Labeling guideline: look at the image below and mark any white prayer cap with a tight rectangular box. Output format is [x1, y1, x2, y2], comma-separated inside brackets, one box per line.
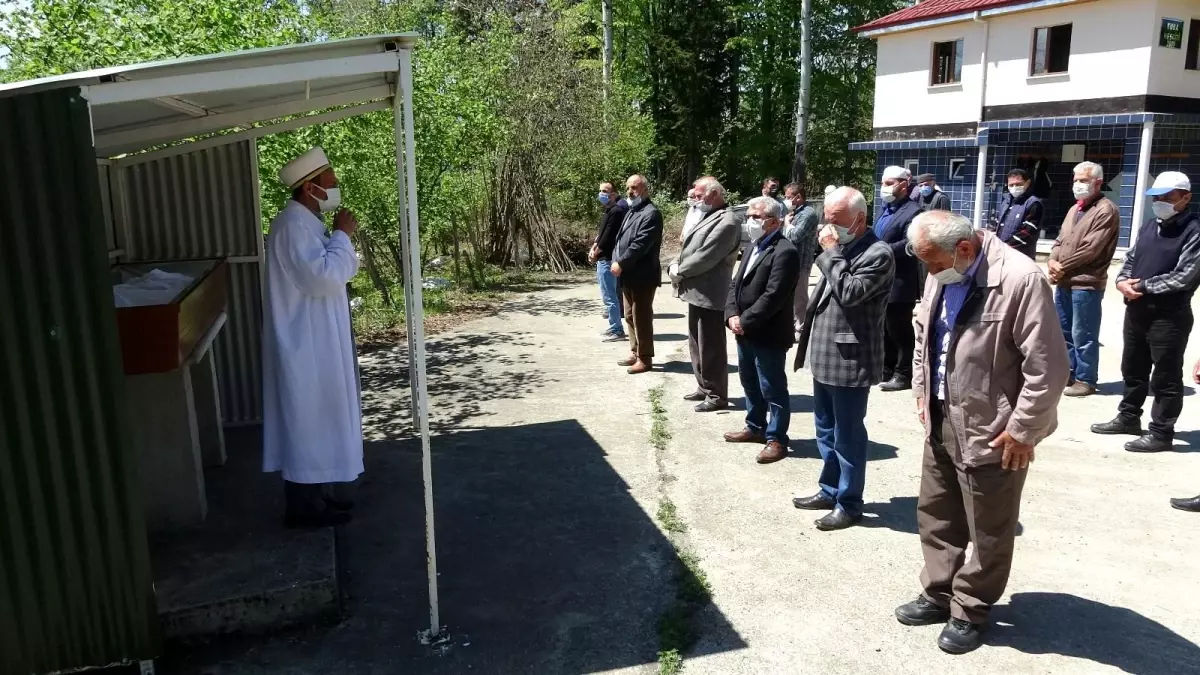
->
[882, 166, 911, 181]
[823, 185, 837, 196]
[279, 146, 331, 188]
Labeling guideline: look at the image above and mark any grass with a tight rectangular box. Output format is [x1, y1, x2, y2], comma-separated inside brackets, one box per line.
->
[646, 384, 713, 675]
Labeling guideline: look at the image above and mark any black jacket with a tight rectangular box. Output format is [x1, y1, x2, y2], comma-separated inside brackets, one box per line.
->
[726, 232, 800, 350]
[595, 201, 628, 260]
[613, 199, 664, 288]
[874, 196, 923, 304]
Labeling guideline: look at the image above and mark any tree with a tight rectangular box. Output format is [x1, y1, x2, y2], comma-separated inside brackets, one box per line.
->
[791, 0, 811, 185]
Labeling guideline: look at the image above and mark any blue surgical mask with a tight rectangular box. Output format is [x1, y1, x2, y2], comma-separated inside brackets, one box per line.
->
[598, 192, 611, 205]
[919, 185, 934, 197]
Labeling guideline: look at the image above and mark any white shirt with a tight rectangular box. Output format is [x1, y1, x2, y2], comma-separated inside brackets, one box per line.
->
[682, 206, 704, 240]
[262, 201, 364, 484]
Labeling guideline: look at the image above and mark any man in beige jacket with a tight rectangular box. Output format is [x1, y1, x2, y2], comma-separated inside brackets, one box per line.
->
[895, 211, 1068, 655]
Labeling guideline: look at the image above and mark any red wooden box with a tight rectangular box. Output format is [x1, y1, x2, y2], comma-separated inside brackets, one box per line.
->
[111, 259, 230, 375]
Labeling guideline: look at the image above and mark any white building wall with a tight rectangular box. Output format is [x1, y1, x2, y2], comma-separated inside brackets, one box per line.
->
[872, 22, 986, 129]
[1147, 0, 1200, 99]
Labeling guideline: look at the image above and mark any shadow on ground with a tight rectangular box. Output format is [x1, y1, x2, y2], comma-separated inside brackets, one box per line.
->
[990, 592, 1200, 674]
[1095, 381, 1196, 398]
[858, 495, 1024, 536]
[162, 421, 746, 675]
[660, 360, 738, 376]
[787, 439, 900, 463]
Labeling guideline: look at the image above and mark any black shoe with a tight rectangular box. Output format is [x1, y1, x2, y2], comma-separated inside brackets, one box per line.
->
[1125, 434, 1172, 453]
[323, 494, 355, 511]
[938, 618, 984, 654]
[792, 492, 835, 511]
[285, 509, 352, 529]
[814, 506, 862, 531]
[694, 400, 728, 412]
[1169, 495, 1200, 512]
[880, 376, 912, 392]
[895, 596, 951, 626]
[1090, 416, 1143, 436]
[683, 391, 706, 402]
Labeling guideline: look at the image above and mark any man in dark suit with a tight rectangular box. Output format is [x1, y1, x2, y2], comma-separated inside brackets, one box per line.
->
[612, 174, 664, 374]
[875, 166, 924, 392]
[793, 187, 895, 530]
[723, 196, 801, 464]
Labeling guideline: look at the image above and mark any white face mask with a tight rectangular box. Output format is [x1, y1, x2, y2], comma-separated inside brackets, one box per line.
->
[1072, 180, 1094, 200]
[315, 185, 342, 213]
[696, 200, 714, 214]
[1152, 200, 1179, 221]
[744, 217, 765, 241]
[933, 249, 970, 285]
[833, 224, 855, 244]
[1008, 185, 1027, 198]
[686, 198, 700, 209]
[880, 184, 897, 203]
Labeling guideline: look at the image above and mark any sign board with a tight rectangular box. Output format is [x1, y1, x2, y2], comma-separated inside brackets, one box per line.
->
[1160, 18, 1184, 49]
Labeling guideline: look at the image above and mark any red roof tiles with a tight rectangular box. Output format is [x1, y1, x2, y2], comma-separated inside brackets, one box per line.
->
[856, 0, 1033, 33]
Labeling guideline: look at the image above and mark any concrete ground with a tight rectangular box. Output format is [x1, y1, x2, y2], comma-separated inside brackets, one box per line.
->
[166, 274, 1200, 675]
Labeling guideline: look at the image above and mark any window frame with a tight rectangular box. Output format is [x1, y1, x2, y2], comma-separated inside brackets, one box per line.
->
[1186, 18, 1199, 71]
[1030, 23, 1073, 76]
[930, 38, 964, 86]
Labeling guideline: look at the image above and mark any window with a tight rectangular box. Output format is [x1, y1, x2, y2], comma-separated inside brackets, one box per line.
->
[1031, 24, 1072, 75]
[948, 159, 966, 181]
[1187, 19, 1199, 71]
[931, 39, 963, 85]
[904, 159, 920, 176]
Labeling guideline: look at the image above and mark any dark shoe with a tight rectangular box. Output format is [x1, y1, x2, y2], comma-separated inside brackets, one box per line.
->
[617, 355, 637, 367]
[938, 618, 984, 655]
[724, 428, 767, 444]
[1169, 495, 1200, 512]
[285, 509, 352, 529]
[1064, 381, 1096, 397]
[602, 332, 627, 342]
[694, 400, 728, 413]
[1090, 416, 1143, 436]
[756, 440, 787, 464]
[792, 492, 835, 511]
[880, 376, 912, 392]
[627, 359, 653, 374]
[683, 391, 706, 402]
[814, 506, 861, 531]
[1125, 434, 1172, 453]
[323, 495, 355, 511]
[895, 596, 951, 626]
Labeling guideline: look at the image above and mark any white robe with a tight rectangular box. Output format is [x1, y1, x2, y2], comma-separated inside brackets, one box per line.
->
[262, 200, 363, 484]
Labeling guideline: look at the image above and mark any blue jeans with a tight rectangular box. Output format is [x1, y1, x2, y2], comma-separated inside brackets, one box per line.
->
[1055, 287, 1103, 386]
[596, 258, 623, 335]
[813, 381, 871, 517]
[738, 340, 790, 443]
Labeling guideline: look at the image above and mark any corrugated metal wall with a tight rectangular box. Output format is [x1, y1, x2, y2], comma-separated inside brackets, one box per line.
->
[114, 140, 264, 424]
[0, 89, 159, 673]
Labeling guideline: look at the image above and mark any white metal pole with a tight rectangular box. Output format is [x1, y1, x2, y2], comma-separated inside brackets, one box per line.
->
[395, 49, 441, 639]
[972, 12, 990, 230]
[1130, 120, 1156, 248]
[973, 142, 989, 229]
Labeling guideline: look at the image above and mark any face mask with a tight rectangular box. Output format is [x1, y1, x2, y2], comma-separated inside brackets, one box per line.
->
[686, 197, 700, 209]
[1072, 181, 1094, 200]
[598, 192, 611, 205]
[697, 201, 714, 214]
[933, 249, 969, 285]
[744, 217, 765, 241]
[880, 184, 897, 203]
[919, 185, 934, 197]
[627, 194, 643, 207]
[1008, 185, 1027, 198]
[314, 185, 341, 213]
[834, 224, 854, 244]
[1152, 200, 1179, 221]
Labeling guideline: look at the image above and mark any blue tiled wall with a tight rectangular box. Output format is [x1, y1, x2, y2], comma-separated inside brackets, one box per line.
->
[873, 149, 978, 225]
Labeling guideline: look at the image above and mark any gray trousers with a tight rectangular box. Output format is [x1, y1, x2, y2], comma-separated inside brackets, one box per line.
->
[688, 303, 728, 403]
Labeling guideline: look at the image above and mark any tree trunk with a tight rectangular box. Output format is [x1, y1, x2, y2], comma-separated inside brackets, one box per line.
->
[358, 230, 392, 306]
[792, 0, 812, 185]
[602, 0, 613, 94]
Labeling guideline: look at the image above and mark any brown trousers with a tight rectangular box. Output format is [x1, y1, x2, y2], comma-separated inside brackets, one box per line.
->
[623, 284, 657, 359]
[687, 303, 727, 402]
[919, 404, 1027, 624]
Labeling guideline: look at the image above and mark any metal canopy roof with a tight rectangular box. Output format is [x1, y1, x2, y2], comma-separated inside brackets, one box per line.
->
[0, 34, 416, 156]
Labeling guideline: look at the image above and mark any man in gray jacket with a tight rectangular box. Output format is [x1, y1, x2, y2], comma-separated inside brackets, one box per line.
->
[670, 177, 742, 411]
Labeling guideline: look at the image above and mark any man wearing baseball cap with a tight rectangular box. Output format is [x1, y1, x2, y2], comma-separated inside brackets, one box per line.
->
[1092, 171, 1198, 453]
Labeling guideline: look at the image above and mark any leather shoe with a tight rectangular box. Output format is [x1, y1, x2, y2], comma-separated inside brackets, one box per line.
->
[938, 618, 984, 654]
[694, 399, 728, 412]
[792, 492, 835, 510]
[323, 495, 355, 511]
[814, 506, 861, 531]
[1090, 416, 1143, 436]
[284, 508, 352, 529]
[1125, 434, 1172, 453]
[683, 391, 706, 402]
[1064, 381, 1096, 397]
[724, 428, 767, 444]
[880, 376, 912, 392]
[627, 359, 653, 374]
[617, 355, 637, 367]
[756, 440, 787, 464]
[895, 595, 950, 626]
[1169, 495, 1200, 512]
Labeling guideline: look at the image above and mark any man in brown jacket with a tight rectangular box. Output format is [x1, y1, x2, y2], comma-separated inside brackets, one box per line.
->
[1048, 161, 1120, 397]
[896, 211, 1068, 655]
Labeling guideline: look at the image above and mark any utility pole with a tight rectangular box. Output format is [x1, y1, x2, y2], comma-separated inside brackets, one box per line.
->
[791, 0, 812, 185]
[602, 0, 614, 97]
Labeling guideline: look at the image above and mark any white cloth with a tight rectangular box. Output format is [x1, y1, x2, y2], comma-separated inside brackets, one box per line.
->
[113, 269, 194, 307]
[682, 206, 703, 240]
[262, 200, 363, 484]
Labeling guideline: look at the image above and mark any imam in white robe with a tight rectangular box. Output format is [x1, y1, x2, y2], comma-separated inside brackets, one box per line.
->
[262, 200, 363, 484]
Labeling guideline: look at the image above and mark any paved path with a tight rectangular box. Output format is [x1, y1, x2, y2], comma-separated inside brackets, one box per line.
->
[170, 276, 1200, 674]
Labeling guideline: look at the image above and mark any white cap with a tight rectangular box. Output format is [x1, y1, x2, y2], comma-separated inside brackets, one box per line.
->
[279, 146, 331, 188]
[1146, 171, 1191, 196]
[823, 184, 837, 196]
[883, 165, 911, 181]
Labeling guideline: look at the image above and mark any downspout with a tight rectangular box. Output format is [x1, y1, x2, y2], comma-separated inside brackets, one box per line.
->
[972, 11, 990, 229]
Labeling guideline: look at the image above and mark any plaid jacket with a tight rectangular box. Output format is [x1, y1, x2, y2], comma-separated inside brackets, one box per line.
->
[794, 231, 895, 387]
